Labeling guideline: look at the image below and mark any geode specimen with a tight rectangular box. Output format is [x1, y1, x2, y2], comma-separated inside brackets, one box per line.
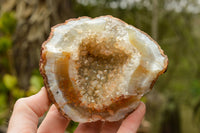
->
[39, 16, 168, 123]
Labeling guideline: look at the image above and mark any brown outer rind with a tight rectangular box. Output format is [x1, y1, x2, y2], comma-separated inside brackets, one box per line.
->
[39, 15, 168, 121]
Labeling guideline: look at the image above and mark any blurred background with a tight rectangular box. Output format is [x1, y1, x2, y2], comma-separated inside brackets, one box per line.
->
[0, 0, 200, 132]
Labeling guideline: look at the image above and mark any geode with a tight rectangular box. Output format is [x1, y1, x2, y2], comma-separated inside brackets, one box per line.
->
[39, 16, 168, 123]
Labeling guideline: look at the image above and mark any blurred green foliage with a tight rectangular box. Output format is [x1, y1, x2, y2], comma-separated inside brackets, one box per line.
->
[27, 70, 44, 96]
[0, 12, 16, 35]
[0, 37, 12, 53]
[0, 12, 43, 127]
[3, 74, 17, 89]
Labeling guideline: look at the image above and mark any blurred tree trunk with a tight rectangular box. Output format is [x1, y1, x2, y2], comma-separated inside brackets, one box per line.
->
[1, 0, 75, 90]
[159, 99, 181, 133]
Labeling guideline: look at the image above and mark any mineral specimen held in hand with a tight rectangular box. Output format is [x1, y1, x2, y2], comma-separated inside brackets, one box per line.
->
[39, 16, 168, 123]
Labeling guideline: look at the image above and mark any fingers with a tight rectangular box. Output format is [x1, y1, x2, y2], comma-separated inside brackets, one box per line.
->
[75, 102, 145, 133]
[117, 102, 146, 133]
[38, 105, 70, 133]
[74, 121, 103, 133]
[7, 87, 50, 133]
[101, 120, 122, 133]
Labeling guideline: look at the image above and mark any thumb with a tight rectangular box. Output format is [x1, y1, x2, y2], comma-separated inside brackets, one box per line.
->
[7, 87, 50, 133]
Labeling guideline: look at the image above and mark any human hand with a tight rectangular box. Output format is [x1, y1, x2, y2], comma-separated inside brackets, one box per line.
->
[8, 87, 146, 133]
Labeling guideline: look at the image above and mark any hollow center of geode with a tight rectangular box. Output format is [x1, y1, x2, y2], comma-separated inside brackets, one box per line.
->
[75, 37, 130, 109]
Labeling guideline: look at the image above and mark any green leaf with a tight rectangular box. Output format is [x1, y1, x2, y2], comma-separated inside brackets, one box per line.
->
[66, 121, 79, 133]
[30, 75, 43, 90]
[11, 88, 25, 99]
[0, 12, 17, 35]
[141, 96, 147, 103]
[3, 74, 17, 89]
[0, 36, 12, 52]
[26, 86, 40, 96]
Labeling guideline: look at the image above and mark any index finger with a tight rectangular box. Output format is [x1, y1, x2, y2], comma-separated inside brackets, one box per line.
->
[7, 87, 50, 133]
